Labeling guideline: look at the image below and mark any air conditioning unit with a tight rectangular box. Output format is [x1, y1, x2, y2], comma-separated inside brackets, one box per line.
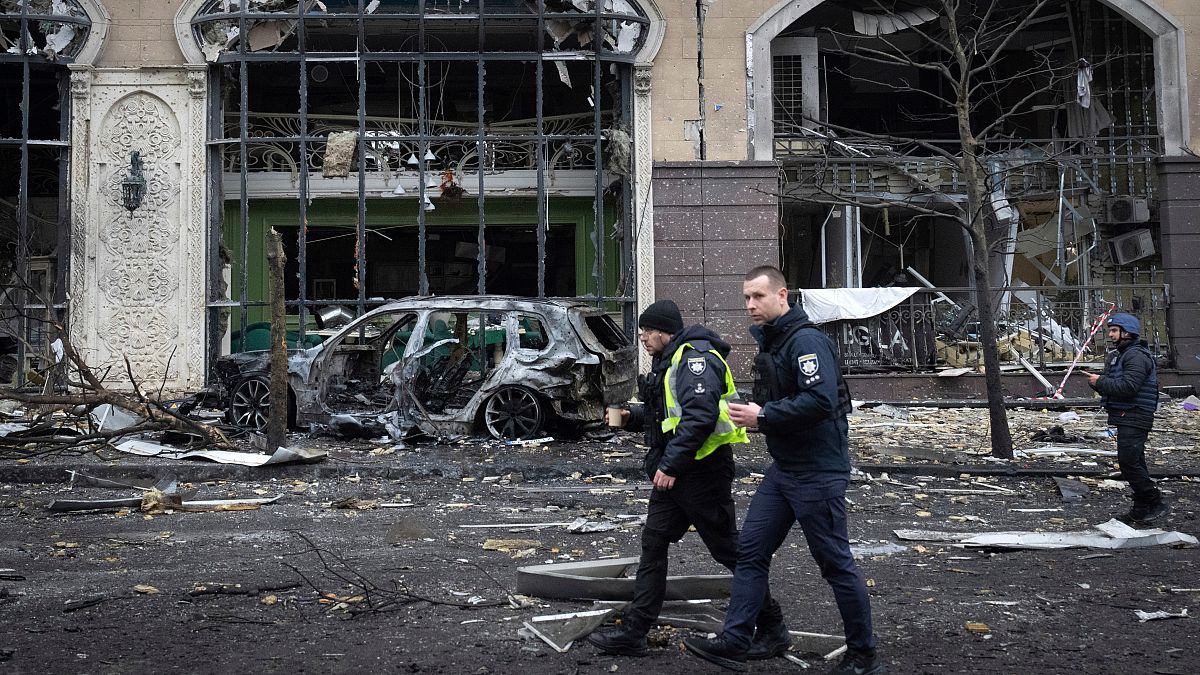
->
[1112, 228, 1155, 265]
[1102, 197, 1150, 224]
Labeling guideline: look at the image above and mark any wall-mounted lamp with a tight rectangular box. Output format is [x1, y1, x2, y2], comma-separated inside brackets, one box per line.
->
[120, 151, 146, 213]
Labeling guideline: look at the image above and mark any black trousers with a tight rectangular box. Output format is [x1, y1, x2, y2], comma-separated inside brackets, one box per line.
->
[1116, 425, 1160, 505]
[626, 464, 782, 633]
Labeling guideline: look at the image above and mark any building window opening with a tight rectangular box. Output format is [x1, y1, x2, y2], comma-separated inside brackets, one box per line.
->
[1, 1, 91, 388]
[196, 0, 645, 367]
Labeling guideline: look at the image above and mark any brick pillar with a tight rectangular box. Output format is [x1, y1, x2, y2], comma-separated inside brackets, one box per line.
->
[1156, 156, 1200, 373]
[652, 161, 780, 386]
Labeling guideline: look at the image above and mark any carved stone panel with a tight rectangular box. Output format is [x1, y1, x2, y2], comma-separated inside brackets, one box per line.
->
[71, 70, 208, 392]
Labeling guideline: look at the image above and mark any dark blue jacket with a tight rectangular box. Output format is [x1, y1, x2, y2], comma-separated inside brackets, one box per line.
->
[751, 303, 851, 475]
[626, 324, 735, 479]
[1092, 338, 1158, 430]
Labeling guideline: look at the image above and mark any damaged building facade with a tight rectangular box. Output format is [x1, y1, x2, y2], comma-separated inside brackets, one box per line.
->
[1, 0, 1198, 394]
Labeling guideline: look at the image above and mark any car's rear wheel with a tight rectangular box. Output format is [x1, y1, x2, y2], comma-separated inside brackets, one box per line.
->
[227, 376, 271, 431]
[483, 386, 544, 440]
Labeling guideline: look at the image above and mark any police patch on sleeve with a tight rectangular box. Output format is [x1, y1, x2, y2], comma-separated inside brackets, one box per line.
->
[798, 353, 820, 377]
[687, 357, 707, 375]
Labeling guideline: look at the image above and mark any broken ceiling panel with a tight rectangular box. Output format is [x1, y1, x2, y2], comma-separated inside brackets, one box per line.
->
[852, 7, 938, 36]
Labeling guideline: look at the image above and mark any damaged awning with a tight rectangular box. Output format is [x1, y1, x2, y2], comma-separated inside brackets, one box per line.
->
[800, 287, 922, 324]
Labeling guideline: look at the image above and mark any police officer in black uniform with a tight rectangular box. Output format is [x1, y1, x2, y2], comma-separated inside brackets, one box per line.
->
[683, 266, 883, 674]
[1086, 312, 1168, 524]
[587, 299, 783, 658]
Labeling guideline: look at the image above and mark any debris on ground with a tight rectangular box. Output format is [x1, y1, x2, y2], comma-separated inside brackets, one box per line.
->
[520, 608, 616, 652]
[516, 557, 731, 601]
[1134, 608, 1189, 622]
[113, 440, 326, 466]
[894, 518, 1199, 550]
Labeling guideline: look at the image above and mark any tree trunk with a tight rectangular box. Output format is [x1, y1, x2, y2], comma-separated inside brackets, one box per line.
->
[265, 228, 288, 452]
[957, 111, 1014, 458]
[969, 229, 1014, 458]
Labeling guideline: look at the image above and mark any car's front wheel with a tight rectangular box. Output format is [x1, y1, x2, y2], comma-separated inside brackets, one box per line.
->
[483, 386, 544, 440]
[227, 376, 271, 431]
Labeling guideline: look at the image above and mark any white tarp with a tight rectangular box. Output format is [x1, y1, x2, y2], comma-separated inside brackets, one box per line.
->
[800, 287, 922, 324]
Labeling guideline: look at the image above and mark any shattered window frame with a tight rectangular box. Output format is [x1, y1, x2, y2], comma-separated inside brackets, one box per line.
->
[1, 0, 92, 388]
[191, 0, 648, 381]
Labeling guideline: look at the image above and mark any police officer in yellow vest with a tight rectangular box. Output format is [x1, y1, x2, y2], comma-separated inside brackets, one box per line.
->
[588, 299, 783, 657]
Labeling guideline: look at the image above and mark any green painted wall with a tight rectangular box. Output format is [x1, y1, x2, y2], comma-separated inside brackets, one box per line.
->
[222, 196, 621, 324]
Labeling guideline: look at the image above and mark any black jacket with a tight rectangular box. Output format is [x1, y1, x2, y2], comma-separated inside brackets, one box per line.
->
[751, 303, 852, 475]
[627, 324, 735, 479]
[1091, 337, 1158, 430]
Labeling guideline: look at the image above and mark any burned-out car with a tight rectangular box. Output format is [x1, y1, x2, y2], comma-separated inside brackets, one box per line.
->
[211, 296, 637, 439]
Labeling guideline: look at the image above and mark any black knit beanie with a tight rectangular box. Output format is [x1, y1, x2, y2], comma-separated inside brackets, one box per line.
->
[638, 299, 683, 334]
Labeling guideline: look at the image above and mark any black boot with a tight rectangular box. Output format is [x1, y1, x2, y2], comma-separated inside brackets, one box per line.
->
[586, 625, 648, 656]
[746, 623, 790, 660]
[1138, 497, 1171, 524]
[828, 649, 886, 675]
[1119, 502, 1151, 524]
[682, 634, 748, 672]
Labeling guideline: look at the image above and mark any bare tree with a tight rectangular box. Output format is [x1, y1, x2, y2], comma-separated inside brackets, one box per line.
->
[0, 270, 233, 456]
[778, 0, 1105, 458]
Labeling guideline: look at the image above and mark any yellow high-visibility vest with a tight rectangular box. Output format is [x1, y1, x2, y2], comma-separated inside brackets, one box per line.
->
[660, 343, 749, 459]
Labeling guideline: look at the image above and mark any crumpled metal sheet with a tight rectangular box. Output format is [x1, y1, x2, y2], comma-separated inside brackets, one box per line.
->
[114, 440, 327, 466]
[894, 519, 1199, 550]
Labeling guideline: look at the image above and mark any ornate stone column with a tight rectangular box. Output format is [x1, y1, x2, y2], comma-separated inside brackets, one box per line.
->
[633, 64, 655, 373]
[67, 66, 95, 359]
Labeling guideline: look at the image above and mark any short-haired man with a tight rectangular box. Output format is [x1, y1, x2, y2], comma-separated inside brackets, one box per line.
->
[1086, 312, 1168, 524]
[587, 299, 784, 658]
[683, 266, 884, 674]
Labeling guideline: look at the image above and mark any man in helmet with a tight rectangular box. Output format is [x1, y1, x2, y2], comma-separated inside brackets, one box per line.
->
[1086, 312, 1168, 524]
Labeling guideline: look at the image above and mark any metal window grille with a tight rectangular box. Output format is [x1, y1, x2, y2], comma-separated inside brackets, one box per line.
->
[192, 0, 648, 375]
[1, 0, 91, 388]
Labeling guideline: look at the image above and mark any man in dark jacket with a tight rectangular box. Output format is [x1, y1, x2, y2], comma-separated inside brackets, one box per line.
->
[683, 266, 883, 675]
[1087, 312, 1168, 524]
[587, 299, 783, 657]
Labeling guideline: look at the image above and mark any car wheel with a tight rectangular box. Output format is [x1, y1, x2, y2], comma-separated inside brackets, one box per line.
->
[227, 376, 271, 431]
[484, 386, 544, 440]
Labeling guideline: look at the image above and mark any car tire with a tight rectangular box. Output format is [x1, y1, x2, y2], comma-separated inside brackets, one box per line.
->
[227, 376, 272, 431]
[483, 386, 545, 440]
